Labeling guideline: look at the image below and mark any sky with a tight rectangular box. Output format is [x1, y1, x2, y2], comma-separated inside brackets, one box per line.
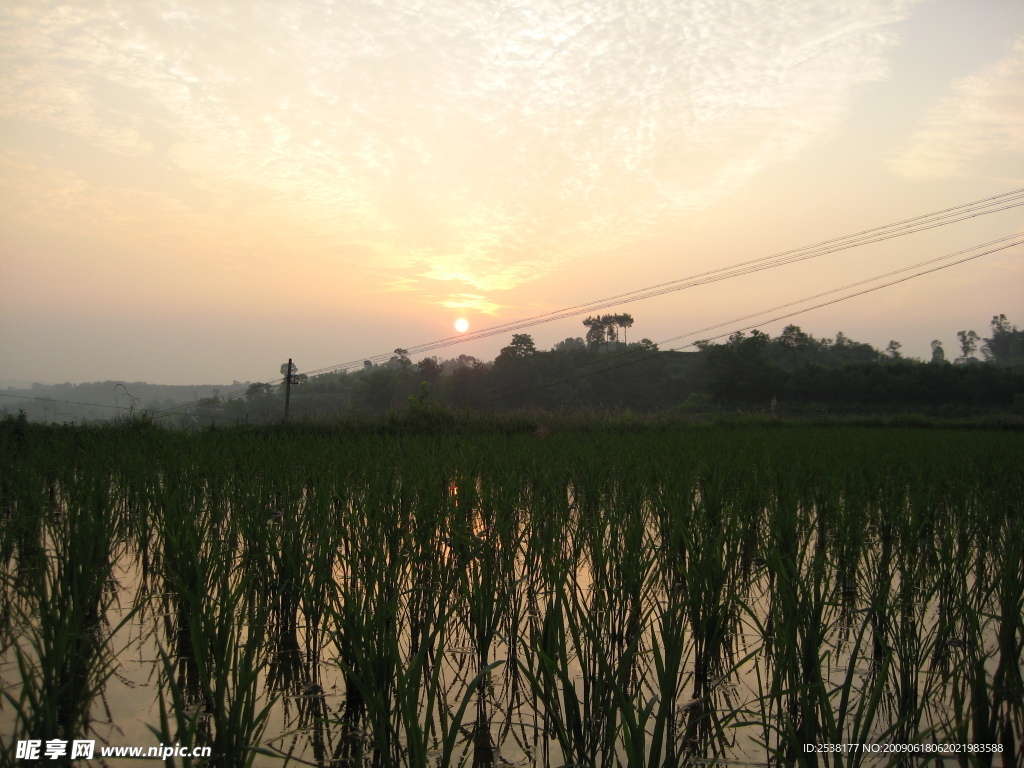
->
[1, 0, 1022, 386]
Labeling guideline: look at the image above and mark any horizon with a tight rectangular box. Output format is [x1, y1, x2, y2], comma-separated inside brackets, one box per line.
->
[0, 309, 1012, 394]
[2, 0, 1022, 386]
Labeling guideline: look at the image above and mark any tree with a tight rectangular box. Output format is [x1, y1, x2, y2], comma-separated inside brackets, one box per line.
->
[699, 330, 774, 403]
[616, 313, 634, 344]
[497, 333, 537, 362]
[777, 325, 811, 350]
[829, 331, 881, 364]
[956, 330, 980, 363]
[417, 356, 442, 382]
[885, 340, 902, 359]
[583, 316, 608, 347]
[280, 361, 300, 393]
[553, 337, 585, 351]
[588, 313, 635, 345]
[246, 382, 272, 399]
[982, 314, 1024, 364]
[930, 340, 946, 364]
[390, 348, 412, 369]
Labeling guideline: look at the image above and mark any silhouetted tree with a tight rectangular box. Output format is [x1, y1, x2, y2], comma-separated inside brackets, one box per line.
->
[279, 361, 301, 394]
[956, 330, 980, 363]
[246, 382, 272, 399]
[982, 314, 1024, 364]
[616, 313, 634, 344]
[700, 329, 774, 403]
[390, 348, 412, 369]
[417, 356, 442, 382]
[583, 316, 608, 347]
[930, 340, 946, 364]
[497, 334, 537, 362]
[553, 337, 585, 351]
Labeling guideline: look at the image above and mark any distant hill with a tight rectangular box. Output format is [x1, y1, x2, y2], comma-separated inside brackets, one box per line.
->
[0, 380, 249, 423]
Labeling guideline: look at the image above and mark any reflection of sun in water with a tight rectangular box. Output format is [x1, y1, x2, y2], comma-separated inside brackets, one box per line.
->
[455, 318, 469, 333]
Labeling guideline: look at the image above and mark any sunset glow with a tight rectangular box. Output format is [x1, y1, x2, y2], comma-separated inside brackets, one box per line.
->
[455, 319, 470, 334]
[0, 1, 1021, 386]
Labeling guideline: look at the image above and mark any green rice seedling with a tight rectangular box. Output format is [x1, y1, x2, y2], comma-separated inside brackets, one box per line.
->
[152, 570, 278, 768]
[750, 468, 840, 764]
[519, 509, 656, 768]
[929, 486, 978, 697]
[155, 483, 220, 700]
[830, 475, 871, 621]
[4, 463, 47, 592]
[990, 512, 1023, 762]
[150, 644, 201, 768]
[3, 419, 1022, 767]
[262, 482, 308, 692]
[391, 581, 450, 767]
[590, 605, 659, 768]
[645, 461, 703, 768]
[519, 588, 594, 766]
[296, 477, 347, 670]
[479, 455, 533, 713]
[946, 473, 1023, 766]
[804, 599, 894, 768]
[326, 465, 409, 765]
[644, 593, 690, 768]
[942, 499, 1002, 760]
[881, 475, 949, 746]
[453, 511, 522, 760]
[681, 467, 744, 705]
[0, 468, 136, 760]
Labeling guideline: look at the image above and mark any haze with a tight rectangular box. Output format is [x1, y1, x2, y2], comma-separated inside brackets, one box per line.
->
[2, 0, 1022, 386]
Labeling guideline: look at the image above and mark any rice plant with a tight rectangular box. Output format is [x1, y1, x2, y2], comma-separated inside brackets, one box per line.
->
[1, 418, 1020, 766]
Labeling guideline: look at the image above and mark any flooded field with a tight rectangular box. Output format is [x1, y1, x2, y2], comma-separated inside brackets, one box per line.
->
[1, 420, 1021, 766]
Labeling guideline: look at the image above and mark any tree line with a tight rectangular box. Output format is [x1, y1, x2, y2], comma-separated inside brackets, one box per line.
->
[5, 314, 1021, 424]
[227, 313, 1023, 420]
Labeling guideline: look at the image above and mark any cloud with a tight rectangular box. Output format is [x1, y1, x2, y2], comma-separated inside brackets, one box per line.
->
[892, 36, 1024, 179]
[1, 0, 920, 305]
[439, 293, 504, 316]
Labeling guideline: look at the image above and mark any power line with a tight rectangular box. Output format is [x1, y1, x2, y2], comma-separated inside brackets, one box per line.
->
[153, 188, 1024, 416]
[660, 232, 1023, 346]
[471, 235, 1024, 405]
[304, 188, 1024, 376]
[0, 392, 126, 410]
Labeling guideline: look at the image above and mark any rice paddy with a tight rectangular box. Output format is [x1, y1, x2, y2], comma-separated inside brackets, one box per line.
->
[1, 419, 1021, 767]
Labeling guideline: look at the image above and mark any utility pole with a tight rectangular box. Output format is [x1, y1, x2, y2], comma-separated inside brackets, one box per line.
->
[284, 357, 292, 420]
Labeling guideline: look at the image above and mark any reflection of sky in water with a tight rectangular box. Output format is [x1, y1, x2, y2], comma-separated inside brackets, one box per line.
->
[1, 485, 1005, 766]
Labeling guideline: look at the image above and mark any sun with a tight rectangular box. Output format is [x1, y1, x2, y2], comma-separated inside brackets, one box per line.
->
[455, 318, 469, 333]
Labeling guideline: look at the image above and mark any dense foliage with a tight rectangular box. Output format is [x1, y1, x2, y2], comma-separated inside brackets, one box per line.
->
[215, 314, 1024, 422]
[4, 314, 1023, 424]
